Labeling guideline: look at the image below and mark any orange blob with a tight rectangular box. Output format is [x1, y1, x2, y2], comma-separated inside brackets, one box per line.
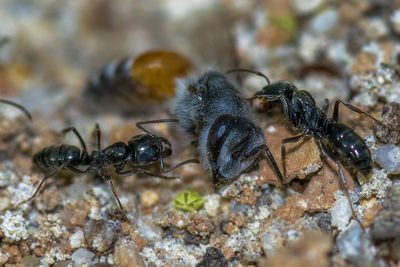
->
[131, 50, 192, 100]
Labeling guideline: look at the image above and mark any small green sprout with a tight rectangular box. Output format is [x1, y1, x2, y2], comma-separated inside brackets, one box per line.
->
[173, 189, 204, 212]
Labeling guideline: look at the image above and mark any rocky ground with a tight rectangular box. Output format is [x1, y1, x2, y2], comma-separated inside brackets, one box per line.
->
[0, 0, 400, 266]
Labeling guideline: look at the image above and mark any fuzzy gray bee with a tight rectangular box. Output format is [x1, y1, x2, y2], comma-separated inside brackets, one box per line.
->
[173, 71, 283, 186]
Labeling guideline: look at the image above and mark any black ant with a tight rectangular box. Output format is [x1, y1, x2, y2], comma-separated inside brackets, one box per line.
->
[17, 119, 199, 222]
[226, 68, 396, 230]
[173, 70, 284, 186]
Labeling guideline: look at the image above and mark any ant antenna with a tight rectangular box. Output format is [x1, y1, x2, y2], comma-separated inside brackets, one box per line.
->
[225, 68, 271, 85]
[136, 119, 179, 135]
[0, 98, 32, 121]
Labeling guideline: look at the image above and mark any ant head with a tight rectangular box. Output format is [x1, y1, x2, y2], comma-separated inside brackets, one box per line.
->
[206, 114, 264, 185]
[128, 134, 168, 165]
[258, 80, 296, 99]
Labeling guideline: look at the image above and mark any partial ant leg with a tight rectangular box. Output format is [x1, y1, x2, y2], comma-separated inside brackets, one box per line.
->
[66, 164, 89, 174]
[136, 119, 179, 135]
[335, 160, 365, 232]
[160, 159, 200, 173]
[0, 98, 32, 121]
[245, 144, 284, 184]
[281, 133, 306, 177]
[116, 168, 178, 179]
[106, 178, 130, 223]
[333, 100, 398, 131]
[225, 68, 271, 85]
[62, 126, 88, 154]
[15, 172, 55, 208]
[94, 123, 101, 150]
[321, 99, 329, 114]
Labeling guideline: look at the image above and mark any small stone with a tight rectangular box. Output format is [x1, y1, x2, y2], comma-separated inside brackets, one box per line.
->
[391, 9, 400, 34]
[351, 52, 377, 74]
[271, 195, 306, 224]
[373, 103, 400, 144]
[374, 144, 400, 174]
[371, 184, 400, 240]
[69, 230, 85, 249]
[0, 210, 28, 242]
[336, 220, 376, 265]
[203, 194, 220, 217]
[302, 158, 355, 211]
[7, 245, 21, 264]
[260, 125, 322, 185]
[310, 9, 338, 33]
[259, 231, 332, 267]
[330, 192, 359, 231]
[20, 255, 41, 267]
[84, 219, 121, 253]
[71, 248, 96, 266]
[113, 237, 145, 267]
[140, 190, 159, 209]
[292, 0, 325, 14]
[196, 247, 228, 267]
[361, 198, 382, 227]
[361, 17, 389, 39]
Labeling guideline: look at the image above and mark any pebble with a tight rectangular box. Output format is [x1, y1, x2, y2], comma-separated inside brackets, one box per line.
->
[196, 247, 228, 267]
[70, 248, 97, 266]
[374, 144, 400, 174]
[84, 219, 121, 253]
[113, 237, 145, 267]
[371, 184, 400, 240]
[336, 220, 376, 265]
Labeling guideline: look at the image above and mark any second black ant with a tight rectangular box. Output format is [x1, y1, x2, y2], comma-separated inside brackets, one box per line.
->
[227, 68, 396, 231]
[17, 119, 199, 222]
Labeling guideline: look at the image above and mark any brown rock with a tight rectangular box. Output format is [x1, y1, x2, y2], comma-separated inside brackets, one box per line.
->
[18, 242, 30, 256]
[7, 245, 21, 264]
[351, 52, 377, 74]
[302, 158, 355, 211]
[374, 103, 400, 144]
[113, 237, 145, 267]
[224, 183, 261, 205]
[361, 198, 382, 227]
[271, 195, 306, 224]
[259, 125, 322, 185]
[84, 219, 121, 253]
[259, 231, 333, 267]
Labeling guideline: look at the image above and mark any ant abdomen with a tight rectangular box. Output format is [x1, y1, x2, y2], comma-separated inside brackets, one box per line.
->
[33, 144, 83, 170]
[321, 122, 372, 176]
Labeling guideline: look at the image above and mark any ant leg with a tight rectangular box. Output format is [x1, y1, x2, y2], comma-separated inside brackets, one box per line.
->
[245, 144, 284, 184]
[15, 172, 55, 208]
[281, 134, 306, 177]
[94, 123, 101, 150]
[136, 119, 179, 135]
[116, 168, 178, 179]
[333, 100, 394, 129]
[66, 165, 89, 174]
[335, 161, 365, 232]
[0, 98, 32, 121]
[62, 127, 88, 154]
[106, 179, 130, 223]
[160, 159, 200, 173]
[321, 99, 329, 114]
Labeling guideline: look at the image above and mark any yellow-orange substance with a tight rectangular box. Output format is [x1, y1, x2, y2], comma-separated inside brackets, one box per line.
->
[132, 50, 192, 100]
